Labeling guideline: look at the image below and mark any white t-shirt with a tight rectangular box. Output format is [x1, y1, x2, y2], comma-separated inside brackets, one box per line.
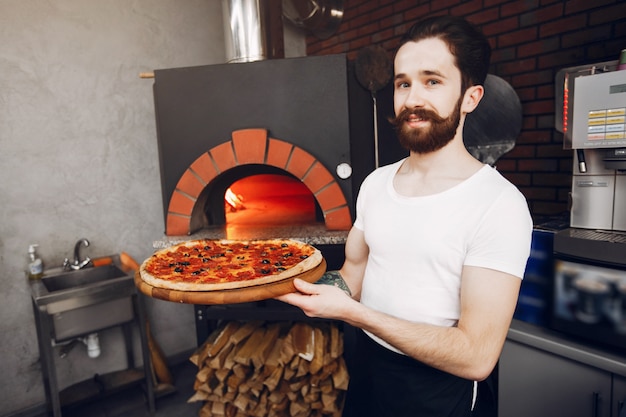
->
[354, 159, 533, 352]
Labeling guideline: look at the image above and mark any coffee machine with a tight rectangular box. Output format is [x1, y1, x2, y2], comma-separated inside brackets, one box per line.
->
[550, 61, 626, 351]
[560, 64, 626, 231]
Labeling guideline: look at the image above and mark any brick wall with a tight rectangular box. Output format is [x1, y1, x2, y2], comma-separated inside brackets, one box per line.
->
[305, 0, 626, 219]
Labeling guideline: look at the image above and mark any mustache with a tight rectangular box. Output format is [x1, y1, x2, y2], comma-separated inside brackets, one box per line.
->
[388, 107, 447, 128]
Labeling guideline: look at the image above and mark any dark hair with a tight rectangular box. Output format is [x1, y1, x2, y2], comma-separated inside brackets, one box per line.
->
[398, 15, 491, 92]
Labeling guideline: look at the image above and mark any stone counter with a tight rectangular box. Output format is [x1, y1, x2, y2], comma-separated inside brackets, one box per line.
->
[153, 223, 349, 249]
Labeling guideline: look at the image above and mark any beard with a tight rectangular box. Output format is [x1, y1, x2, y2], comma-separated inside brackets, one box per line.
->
[390, 96, 463, 154]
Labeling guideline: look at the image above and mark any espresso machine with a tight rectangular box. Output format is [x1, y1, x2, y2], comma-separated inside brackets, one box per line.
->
[561, 63, 626, 231]
[550, 61, 626, 350]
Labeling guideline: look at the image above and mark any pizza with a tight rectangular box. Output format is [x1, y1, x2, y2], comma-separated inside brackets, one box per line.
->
[139, 239, 323, 291]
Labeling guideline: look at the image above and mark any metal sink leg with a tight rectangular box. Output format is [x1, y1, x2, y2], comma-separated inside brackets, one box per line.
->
[32, 299, 62, 417]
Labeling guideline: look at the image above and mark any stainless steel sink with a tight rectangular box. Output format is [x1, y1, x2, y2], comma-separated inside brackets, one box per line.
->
[30, 253, 156, 417]
[42, 264, 127, 292]
[30, 257, 136, 341]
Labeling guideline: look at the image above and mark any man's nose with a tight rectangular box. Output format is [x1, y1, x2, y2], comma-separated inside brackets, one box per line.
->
[403, 86, 426, 108]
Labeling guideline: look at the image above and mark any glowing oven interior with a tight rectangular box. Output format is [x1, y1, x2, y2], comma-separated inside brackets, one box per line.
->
[225, 173, 318, 226]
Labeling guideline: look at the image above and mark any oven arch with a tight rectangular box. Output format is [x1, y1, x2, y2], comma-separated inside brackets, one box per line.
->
[165, 128, 352, 235]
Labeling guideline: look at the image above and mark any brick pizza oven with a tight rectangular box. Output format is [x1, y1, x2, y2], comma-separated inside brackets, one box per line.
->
[151, 53, 377, 236]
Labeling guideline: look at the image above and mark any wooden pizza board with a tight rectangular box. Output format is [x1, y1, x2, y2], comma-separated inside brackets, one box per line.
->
[134, 259, 326, 305]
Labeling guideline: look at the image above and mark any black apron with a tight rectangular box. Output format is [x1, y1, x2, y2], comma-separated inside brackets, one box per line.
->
[342, 329, 493, 417]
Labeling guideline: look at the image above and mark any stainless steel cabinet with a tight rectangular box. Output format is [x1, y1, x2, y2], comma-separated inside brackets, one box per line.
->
[499, 340, 612, 417]
[614, 375, 626, 417]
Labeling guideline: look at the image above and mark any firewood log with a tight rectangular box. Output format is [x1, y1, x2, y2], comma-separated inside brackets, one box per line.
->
[190, 321, 349, 417]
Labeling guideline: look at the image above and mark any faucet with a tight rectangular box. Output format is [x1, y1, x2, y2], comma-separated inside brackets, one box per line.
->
[63, 238, 92, 270]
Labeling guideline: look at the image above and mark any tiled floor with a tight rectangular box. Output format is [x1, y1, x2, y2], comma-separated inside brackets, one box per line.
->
[38, 360, 201, 417]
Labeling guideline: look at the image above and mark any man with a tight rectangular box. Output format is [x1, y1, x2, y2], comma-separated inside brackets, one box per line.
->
[278, 15, 532, 417]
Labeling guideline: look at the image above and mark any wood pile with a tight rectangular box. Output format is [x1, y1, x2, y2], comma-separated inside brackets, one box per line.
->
[189, 320, 349, 417]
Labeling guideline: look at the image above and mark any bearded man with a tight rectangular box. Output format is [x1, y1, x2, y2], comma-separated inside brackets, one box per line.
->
[278, 15, 532, 417]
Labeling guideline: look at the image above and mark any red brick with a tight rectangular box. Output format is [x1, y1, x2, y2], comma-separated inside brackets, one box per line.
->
[502, 172, 532, 187]
[490, 46, 516, 63]
[520, 186, 557, 201]
[266, 138, 293, 169]
[590, 3, 626, 25]
[349, 37, 372, 51]
[369, 4, 395, 21]
[537, 84, 554, 99]
[498, 58, 537, 76]
[316, 182, 348, 211]
[404, 4, 431, 22]
[519, 3, 563, 26]
[451, 0, 484, 17]
[324, 206, 353, 231]
[518, 158, 559, 172]
[562, 26, 612, 48]
[210, 141, 236, 173]
[502, 0, 540, 17]
[467, 7, 500, 26]
[512, 69, 553, 87]
[540, 15, 587, 38]
[232, 128, 268, 164]
[515, 86, 536, 101]
[371, 28, 396, 44]
[392, 0, 420, 13]
[532, 172, 572, 187]
[287, 147, 316, 179]
[536, 46, 586, 69]
[176, 169, 204, 198]
[189, 152, 218, 184]
[482, 17, 520, 37]
[303, 162, 335, 194]
[167, 190, 196, 216]
[498, 27, 538, 48]
[504, 144, 536, 158]
[431, 0, 462, 13]
[494, 158, 516, 171]
[166, 213, 190, 236]
[484, 0, 510, 6]
[517, 36, 560, 58]
[565, 0, 614, 14]
[524, 99, 554, 115]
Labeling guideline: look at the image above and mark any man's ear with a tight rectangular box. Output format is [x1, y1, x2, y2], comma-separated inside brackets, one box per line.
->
[462, 85, 484, 114]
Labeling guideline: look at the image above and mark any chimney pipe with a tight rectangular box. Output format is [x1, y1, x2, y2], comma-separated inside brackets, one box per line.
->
[223, 0, 285, 63]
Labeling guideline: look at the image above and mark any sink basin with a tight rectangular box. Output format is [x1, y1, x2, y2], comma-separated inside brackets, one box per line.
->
[42, 264, 127, 292]
[31, 257, 137, 341]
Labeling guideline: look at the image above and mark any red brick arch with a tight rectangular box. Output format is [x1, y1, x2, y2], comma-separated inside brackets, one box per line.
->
[165, 128, 352, 235]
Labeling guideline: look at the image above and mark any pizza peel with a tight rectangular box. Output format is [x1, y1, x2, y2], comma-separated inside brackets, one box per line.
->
[355, 45, 393, 168]
[134, 259, 326, 305]
[463, 74, 522, 165]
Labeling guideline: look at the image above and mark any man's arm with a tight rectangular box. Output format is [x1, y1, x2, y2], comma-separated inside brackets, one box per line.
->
[280, 260, 520, 381]
[337, 227, 369, 300]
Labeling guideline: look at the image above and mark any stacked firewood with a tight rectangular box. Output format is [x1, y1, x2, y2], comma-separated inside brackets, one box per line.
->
[188, 320, 349, 417]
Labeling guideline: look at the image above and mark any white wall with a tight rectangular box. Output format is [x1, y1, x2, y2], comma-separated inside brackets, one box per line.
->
[0, 1, 305, 414]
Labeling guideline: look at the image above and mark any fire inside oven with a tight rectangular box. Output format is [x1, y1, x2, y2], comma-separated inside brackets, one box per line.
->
[225, 174, 318, 225]
[206, 165, 322, 227]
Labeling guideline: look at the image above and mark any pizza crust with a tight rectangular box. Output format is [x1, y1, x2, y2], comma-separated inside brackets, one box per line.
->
[139, 239, 323, 292]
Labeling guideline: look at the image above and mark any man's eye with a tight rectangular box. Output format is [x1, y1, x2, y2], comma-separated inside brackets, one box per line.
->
[427, 79, 440, 86]
[396, 81, 409, 89]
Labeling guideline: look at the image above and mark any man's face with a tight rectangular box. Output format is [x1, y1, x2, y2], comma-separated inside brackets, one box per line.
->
[391, 38, 464, 154]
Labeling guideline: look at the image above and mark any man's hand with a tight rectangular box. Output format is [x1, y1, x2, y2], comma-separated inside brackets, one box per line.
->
[276, 278, 356, 320]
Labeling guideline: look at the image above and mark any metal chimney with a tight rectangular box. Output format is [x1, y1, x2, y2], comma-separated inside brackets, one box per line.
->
[222, 0, 268, 63]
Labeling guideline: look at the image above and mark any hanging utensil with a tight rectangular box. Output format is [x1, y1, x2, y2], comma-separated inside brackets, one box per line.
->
[355, 45, 392, 168]
[463, 74, 522, 166]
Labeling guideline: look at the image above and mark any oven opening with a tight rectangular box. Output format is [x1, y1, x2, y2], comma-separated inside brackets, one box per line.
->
[199, 164, 325, 230]
[225, 173, 320, 226]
